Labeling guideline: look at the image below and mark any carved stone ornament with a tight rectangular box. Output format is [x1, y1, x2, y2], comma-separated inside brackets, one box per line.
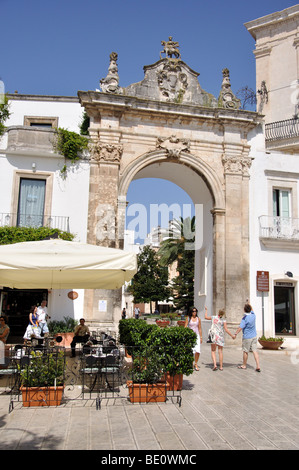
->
[157, 60, 188, 101]
[218, 68, 241, 110]
[157, 135, 190, 158]
[222, 154, 253, 176]
[160, 36, 181, 59]
[91, 141, 123, 164]
[100, 52, 123, 94]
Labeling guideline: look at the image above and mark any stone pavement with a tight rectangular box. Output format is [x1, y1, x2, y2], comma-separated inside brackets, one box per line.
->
[0, 342, 299, 451]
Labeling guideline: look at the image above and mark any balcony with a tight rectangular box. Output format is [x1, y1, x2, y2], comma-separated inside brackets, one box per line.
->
[259, 215, 299, 249]
[5, 126, 57, 156]
[0, 213, 70, 232]
[265, 118, 299, 152]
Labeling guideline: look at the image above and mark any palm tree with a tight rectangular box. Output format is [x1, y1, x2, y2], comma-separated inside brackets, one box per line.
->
[158, 216, 195, 267]
[158, 216, 195, 311]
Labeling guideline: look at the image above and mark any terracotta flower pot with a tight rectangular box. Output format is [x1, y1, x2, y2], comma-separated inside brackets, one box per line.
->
[127, 381, 166, 403]
[177, 321, 185, 327]
[54, 332, 74, 348]
[258, 339, 283, 350]
[20, 386, 64, 407]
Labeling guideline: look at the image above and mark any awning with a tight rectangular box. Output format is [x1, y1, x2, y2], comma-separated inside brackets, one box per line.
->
[0, 239, 137, 289]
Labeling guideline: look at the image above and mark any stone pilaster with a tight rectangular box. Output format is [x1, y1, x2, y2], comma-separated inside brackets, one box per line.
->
[84, 140, 123, 330]
[222, 145, 252, 333]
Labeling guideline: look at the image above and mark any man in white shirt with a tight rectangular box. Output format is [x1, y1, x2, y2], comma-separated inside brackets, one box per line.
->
[37, 300, 49, 337]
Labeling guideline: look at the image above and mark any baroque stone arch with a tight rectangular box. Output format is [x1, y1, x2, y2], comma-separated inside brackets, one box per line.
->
[118, 148, 226, 321]
[118, 149, 225, 210]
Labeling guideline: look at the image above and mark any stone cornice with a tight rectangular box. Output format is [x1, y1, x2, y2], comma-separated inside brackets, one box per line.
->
[78, 90, 261, 130]
[245, 5, 299, 40]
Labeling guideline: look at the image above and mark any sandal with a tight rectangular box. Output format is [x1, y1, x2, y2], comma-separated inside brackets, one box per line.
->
[194, 365, 199, 371]
[212, 366, 218, 371]
[237, 365, 247, 369]
[256, 368, 261, 372]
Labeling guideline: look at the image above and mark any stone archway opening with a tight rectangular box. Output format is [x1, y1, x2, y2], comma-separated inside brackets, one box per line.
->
[124, 160, 214, 317]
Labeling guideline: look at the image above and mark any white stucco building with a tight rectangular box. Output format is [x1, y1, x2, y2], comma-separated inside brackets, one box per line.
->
[245, 5, 299, 344]
[0, 95, 90, 334]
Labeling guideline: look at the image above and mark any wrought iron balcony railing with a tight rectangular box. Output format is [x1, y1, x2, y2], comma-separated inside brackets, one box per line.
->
[0, 213, 70, 232]
[259, 215, 299, 240]
[265, 117, 299, 142]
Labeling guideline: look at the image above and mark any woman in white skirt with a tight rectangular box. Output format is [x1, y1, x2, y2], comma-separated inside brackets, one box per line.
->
[185, 307, 202, 371]
[23, 305, 41, 343]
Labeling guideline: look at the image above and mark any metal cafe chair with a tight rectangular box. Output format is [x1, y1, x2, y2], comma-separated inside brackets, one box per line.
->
[80, 354, 100, 399]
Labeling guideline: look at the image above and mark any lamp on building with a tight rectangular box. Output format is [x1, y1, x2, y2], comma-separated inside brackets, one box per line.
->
[285, 271, 293, 278]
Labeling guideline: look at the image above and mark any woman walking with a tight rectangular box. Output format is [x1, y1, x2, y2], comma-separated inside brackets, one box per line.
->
[23, 305, 41, 343]
[185, 307, 202, 371]
[205, 306, 234, 371]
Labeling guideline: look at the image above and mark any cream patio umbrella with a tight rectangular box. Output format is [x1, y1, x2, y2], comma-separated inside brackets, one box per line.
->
[0, 239, 137, 289]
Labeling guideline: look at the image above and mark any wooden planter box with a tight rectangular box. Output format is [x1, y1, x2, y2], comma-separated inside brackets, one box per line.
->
[177, 320, 185, 327]
[258, 339, 283, 350]
[127, 381, 166, 403]
[161, 372, 183, 391]
[20, 386, 64, 407]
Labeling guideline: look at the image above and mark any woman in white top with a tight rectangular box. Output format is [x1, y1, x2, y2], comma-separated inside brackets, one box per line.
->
[185, 307, 202, 371]
[205, 307, 234, 371]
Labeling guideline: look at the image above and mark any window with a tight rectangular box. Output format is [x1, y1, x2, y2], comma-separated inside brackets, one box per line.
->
[24, 116, 58, 128]
[11, 170, 53, 228]
[17, 178, 46, 227]
[273, 189, 291, 218]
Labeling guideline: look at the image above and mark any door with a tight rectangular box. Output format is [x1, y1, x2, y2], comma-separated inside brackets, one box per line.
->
[274, 285, 295, 335]
[17, 178, 46, 227]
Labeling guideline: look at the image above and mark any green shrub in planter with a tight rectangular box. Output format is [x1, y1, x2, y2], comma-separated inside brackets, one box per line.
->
[20, 350, 65, 387]
[119, 318, 157, 355]
[148, 326, 196, 377]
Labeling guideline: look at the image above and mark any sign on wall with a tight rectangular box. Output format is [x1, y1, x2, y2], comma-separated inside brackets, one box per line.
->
[256, 271, 269, 292]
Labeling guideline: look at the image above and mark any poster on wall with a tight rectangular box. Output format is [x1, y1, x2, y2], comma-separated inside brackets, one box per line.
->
[98, 300, 107, 312]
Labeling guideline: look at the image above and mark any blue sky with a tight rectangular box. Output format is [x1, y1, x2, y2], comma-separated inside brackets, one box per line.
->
[1, 0, 296, 241]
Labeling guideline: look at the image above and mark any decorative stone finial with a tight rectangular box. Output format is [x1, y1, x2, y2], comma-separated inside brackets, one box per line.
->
[218, 68, 241, 109]
[160, 36, 181, 60]
[100, 52, 123, 94]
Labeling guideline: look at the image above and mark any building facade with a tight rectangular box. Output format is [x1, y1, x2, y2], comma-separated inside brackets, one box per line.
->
[245, 5, 299, 343]
[1, 6, 298, 344]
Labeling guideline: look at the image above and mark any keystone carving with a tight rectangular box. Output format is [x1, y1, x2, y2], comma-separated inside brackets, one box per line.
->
[157, 135, 190, 158]
[91, 142, 123, 164]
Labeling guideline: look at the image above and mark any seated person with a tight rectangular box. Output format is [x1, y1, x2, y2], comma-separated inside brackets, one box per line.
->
[70, 318, 90, 357]
[0, 316, 10, 344]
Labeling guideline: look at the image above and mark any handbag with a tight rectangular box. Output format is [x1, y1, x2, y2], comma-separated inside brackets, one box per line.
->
[207, 325, 216, 343]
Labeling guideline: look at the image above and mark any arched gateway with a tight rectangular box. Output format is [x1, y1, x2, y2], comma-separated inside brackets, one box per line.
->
[78, 39, 260, 334]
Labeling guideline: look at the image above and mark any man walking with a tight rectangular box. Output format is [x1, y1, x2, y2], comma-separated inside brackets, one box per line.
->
[37, 300, 49, 337]
[234, 303, 261, 372]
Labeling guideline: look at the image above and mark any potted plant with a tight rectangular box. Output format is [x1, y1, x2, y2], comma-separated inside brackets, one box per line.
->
[48, 316, 77, 347]
[19, 350, 65, 407]
[258, 335, 285, 350]
[127, 349, 167, 403]
[119, 318, 156, 357]
[149, 326, 196, 390]
[156, 315, 170, 327]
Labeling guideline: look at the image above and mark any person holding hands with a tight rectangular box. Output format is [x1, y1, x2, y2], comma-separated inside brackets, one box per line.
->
[205, 306, 234, 371]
